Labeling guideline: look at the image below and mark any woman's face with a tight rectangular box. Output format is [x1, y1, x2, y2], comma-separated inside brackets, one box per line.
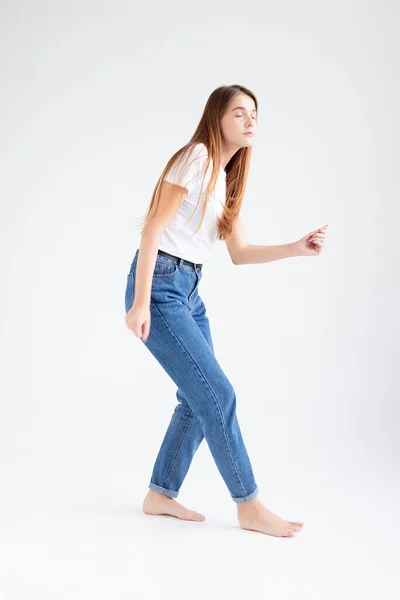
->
[220, 93, 258, 148]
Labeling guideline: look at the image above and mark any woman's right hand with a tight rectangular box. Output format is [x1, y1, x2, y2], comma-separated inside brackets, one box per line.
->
[125, 302, 151, 343]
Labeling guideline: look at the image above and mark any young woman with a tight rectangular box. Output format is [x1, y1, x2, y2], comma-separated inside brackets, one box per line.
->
[124, 84, 327, 537]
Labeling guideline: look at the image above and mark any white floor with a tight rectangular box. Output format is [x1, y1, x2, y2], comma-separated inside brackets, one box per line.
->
[0, 466, 398, 600]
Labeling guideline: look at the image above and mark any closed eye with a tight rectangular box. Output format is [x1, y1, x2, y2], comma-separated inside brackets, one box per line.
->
[236, 114, 257, 120]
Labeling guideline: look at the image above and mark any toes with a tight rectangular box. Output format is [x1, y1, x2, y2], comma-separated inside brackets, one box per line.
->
[283, 523, 299, 535]
[288, 523, 302, 531]
[283, 529, 293, 537]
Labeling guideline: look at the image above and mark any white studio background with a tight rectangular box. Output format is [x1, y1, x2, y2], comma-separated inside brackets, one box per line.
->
[0, 1, 399, 599]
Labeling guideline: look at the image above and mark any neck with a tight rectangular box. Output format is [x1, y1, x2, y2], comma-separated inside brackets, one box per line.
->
[220, 142, 241, 170]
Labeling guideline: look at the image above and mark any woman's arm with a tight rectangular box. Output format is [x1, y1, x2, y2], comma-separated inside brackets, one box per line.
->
[226, 216, 295, 265]
[133, 182, 187, 307]
[232, 242, 298, 265]
[225, 218, 328, 265]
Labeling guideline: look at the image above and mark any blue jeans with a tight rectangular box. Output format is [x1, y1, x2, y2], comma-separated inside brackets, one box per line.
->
[124, 248, 259, 503]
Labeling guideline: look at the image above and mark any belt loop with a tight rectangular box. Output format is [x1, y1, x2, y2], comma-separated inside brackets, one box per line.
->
[178, 257, 184, 268]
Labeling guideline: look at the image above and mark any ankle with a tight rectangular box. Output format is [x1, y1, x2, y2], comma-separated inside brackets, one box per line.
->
[147, 489, 163, 499]
[147, 488, 174, 500]
[237, 496, 262, 512]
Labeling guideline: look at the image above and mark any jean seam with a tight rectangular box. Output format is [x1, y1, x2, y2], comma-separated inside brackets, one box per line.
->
[188, 270, 200, 306]
[150, 299, 248, 498]
[162, 413, 194, 490]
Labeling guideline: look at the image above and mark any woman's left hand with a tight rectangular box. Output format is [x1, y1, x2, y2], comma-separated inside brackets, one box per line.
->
[294, 224, 328, 256]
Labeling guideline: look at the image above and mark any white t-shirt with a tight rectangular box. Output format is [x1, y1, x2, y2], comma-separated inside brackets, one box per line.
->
[158, 142, 226, 264]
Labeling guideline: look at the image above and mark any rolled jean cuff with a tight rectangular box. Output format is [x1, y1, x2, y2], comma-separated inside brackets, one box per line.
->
[149, 482, 179, 499]
[231, 485, 259, 504]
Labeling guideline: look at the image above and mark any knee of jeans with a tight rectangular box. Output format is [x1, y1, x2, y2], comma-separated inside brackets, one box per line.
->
[216, 378, 237, 411]
[174, 402, 195, 419]
[176, 389, 194, 411]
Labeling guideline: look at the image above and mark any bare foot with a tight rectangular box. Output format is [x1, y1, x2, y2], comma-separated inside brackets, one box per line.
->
[142, 489, 206, 521]
[237, 497, 304, 537]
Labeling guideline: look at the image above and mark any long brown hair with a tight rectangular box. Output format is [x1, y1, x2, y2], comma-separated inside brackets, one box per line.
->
[136, 84, 258, 241]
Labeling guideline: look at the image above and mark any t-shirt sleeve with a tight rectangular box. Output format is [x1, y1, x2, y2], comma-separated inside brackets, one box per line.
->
[164, 143, 208, 194]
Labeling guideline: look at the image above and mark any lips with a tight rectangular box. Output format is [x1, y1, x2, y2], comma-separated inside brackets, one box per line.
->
[244, 132, 253, 136]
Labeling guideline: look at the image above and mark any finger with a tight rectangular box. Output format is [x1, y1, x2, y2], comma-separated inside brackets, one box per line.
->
[143, 319, 151, 341]
[309, 241, 322, 251]
[309, 232, 324, 240]
[309, 225, 328, 239]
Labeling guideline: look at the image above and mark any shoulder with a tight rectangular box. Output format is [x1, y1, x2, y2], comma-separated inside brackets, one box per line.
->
[164, 142, 208, 191]
[181, 142, 209, 173]
[191, 142, 208, 155]
[184, 142, 208, 163]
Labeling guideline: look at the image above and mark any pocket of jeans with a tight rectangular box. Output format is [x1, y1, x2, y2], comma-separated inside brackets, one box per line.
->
[152, 259, 179, 278]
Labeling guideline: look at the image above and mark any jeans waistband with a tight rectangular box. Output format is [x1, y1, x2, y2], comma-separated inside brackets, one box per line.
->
[157, 249, 203, 270]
